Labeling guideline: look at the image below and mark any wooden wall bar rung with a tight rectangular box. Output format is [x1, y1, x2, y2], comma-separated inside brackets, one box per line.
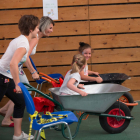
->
[1, 33, 140, 53]
[0, 6, 88, 24]
[0, 0, 88, 9]
[0, 40, 10, 53]
[0, 51, 78, 66]
[130, 90, 140, 101]
[51, 21, 89, 36]
[1, 0, 140, 10]
[89, 4, 140, 20]
[2, 33, 140, 52]
[92, 62, 140, 76]
[0, 21, 89, 39]
[1, 48, 139, 66]
[31, 51, 76, 66]
[92, 48, 140, 63]
[58, 0, 88, 6]
[89, 0, 140, 5]
[90, 33, 140, 49]
[122, 77, 140, 90]
[58, 6, 88, 21]
[90, 19, 140, 34]
[30, 51, 91, 66]
[0, 36, 90, 53]
[3, 4, 140, 24]
[0, 25, 20, 39]
[37, 36, 90, 51]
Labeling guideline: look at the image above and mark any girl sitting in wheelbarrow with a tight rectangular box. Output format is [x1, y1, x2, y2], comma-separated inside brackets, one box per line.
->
[59, 54, 88, 96]
[79, 42, 103, 83]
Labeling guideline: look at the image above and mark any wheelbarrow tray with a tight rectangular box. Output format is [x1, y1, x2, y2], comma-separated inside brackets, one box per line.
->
[49, 83, 130, 113]
[80, 73, 130, 85]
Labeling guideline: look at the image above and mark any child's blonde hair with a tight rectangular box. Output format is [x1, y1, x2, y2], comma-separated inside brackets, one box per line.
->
[78, 42, 92, 53]
[71, 54, 86, 74]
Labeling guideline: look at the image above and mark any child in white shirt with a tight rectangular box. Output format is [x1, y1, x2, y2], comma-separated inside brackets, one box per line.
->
[60, 54, 88, 96]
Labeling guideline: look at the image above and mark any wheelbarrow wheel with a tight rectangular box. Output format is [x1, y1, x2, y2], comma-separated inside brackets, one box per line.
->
[119, 92, 134, 111]
[99, 101, 131, 134]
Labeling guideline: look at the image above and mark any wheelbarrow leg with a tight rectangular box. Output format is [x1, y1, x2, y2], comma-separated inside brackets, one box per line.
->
[62, 112, 87, 139]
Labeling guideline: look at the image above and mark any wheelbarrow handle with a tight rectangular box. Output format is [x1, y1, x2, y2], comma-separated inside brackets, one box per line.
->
[123, 101, 138, 106]
[39, 72, 60, 84]
[41, 76, 52, 83]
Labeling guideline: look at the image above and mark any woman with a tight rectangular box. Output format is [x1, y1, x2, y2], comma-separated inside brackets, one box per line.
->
[0, 15, 40, 139]
[0, 16, 54, 128]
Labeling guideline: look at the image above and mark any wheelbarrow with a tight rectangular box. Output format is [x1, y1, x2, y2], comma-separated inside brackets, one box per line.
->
[48, 83, 134, 138]
[80, 73, 138, 110]
[24, 83, 134, 139]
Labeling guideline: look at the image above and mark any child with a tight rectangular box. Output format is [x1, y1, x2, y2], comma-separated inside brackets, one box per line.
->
[59, 54, 88, 96]
[79, 42, 103, 83]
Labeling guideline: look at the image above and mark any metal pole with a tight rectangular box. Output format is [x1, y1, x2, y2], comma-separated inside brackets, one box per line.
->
[36, 122, 72, 140]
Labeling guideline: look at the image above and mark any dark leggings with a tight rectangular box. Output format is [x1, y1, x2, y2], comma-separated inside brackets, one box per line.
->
[0, 74, 25, 118]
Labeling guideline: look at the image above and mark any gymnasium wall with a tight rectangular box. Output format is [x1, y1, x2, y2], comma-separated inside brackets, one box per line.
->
[0, 0, 140, 101]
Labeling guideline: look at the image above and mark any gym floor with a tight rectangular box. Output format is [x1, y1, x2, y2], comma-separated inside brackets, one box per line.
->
[0, 101, 139, 140]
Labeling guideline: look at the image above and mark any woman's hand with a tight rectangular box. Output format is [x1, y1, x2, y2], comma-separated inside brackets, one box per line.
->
[15, 85, 22, 93]
[32, 72, 40, 80]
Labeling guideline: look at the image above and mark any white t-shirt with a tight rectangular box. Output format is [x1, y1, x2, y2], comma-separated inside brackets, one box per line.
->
[59, 70, 81, 95]
[19, 34, 38, 75]
[0, 35, 29, 79]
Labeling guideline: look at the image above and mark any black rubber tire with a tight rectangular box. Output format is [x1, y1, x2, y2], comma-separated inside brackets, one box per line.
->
[99, 101, 131, 134]
[119, 92, 134, 111]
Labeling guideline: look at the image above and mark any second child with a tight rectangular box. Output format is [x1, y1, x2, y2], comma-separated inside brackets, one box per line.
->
[79, 42, 103, 83]
[59, 54, 88, 96]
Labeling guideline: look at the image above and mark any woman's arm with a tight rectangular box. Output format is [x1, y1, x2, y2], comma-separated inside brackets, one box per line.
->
[67, 78, 88, 96]
[10, 48, 27, 93]
[28, 37, 38, 56]
[24, 37, 39, 80]
[24, 57, 39, 80]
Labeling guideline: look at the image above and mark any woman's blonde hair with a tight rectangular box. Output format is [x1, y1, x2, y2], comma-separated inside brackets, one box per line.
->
[71, 54, 86, 74]
[39, 16, 55, 35]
